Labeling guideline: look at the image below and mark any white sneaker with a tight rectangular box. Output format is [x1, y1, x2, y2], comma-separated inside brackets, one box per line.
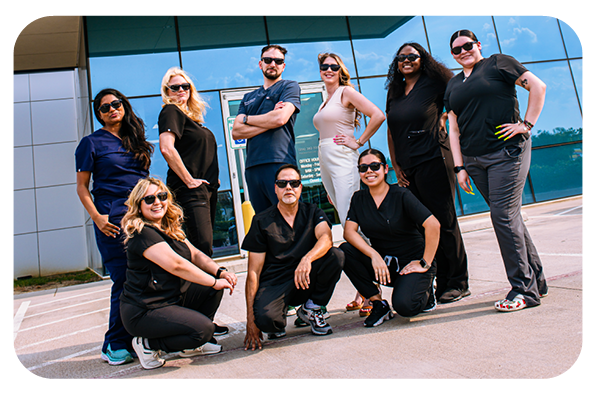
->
[132, 337, 165, 370]
[179, 341, 222, 357]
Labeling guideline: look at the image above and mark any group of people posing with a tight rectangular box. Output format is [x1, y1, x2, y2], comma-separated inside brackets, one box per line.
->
[75, 29, 548, 370]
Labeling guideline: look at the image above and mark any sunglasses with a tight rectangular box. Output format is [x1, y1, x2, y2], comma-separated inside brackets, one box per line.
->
[167, 83, 191, 92]
[262, 57, 285, 65]
[397, 54, 421, 62]
[451, 41, 479, 55]
[275, 179, 302, 189]
[98, 99, 123, 113]
[358, 162, 385, 173]
[141, 191, 168, 205]
[320, 63, 341, 72]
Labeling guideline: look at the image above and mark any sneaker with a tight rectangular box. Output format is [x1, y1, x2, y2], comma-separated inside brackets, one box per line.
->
[439, 288, 471, 304]
[286, 305, 297, 316]
[213, 324, 229, 336]
[364, 300, 394, 327]
[101, 344, 133, 366]
[267, 330, 287, 340]
[297, 305, 333, 335]
[131, 337, 165, 370]
[179, 341, 222, 357]
[495, 294, 527, 312]
[320, 306, 330, 319]
[294, 317, 308, 327]
[422, 280, 437, 312]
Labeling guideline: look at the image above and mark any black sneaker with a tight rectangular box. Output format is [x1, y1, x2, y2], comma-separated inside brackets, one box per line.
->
[364, 300, 394, 327]
[423, 283, 437, 312]
[438, 288, 471, 304]
[213, 324, 229, 336]
[267, 330, 286, 340]
[297, 305, 333, 335]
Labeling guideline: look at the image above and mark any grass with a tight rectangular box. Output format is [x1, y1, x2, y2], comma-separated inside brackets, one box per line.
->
[14, 269, 104, 294]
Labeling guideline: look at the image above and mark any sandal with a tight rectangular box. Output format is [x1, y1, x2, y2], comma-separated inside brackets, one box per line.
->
[359, 305, 372, 317]
[346, 300, 363, 311]
[494, 295, 526, 312]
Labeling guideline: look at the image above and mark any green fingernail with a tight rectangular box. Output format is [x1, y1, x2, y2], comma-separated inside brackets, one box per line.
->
[494, 131, 502, 136]
[496, 125, 502, 129]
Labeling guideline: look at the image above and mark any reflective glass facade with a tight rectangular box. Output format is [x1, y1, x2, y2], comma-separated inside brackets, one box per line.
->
[85, 16, 582, 255]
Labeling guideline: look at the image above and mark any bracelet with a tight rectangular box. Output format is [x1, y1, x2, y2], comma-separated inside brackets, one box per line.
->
[523, 120, 534, 130]
[356, 139, 362, 147]
[211, 277, 218, 288]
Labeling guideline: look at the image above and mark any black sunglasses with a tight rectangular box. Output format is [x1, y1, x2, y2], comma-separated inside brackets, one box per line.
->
[141, 191, 168, 205]
[98, 99, 123, 113]
[451, 41, 478, 55]
[320, 63, 341, 72]
[167, 83, 191, 92]
[262, 57, 285, 65]
[275, 179, 302, 189]
[358, 162, 385, 173]
[397, 54, 421, 62]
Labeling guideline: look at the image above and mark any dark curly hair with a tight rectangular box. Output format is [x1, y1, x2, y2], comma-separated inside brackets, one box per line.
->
[93, 88, 154, 170]
[385, 42, 454, 100]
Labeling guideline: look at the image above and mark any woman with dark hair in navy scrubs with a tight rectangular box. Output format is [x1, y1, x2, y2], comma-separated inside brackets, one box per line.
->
[75, 88, 154, 365]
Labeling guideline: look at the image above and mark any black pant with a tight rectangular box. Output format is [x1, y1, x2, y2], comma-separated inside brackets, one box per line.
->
[121, 283, 223, 353]
[174, 185, 218, 257]
[253, 247, 344, 334]
[405, 156, 469, 296]
[340, 242, 435, 317]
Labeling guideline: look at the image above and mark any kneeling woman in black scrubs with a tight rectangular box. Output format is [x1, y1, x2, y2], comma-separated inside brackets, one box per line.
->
[340, 149, 440, 327]
[120, 177, 237, 370]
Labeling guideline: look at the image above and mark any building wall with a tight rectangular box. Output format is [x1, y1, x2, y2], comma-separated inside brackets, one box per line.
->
[13, 69, 101, 278]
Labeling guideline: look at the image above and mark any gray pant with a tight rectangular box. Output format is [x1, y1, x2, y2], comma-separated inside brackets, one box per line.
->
[464, 139, 547, 306]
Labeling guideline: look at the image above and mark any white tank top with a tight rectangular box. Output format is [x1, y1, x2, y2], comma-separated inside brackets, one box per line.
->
[313, 86, 356, 140]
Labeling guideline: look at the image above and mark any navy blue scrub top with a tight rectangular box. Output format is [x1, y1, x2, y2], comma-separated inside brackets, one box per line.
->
[237, 79, 301, 168]
[75, 128, 149, 201]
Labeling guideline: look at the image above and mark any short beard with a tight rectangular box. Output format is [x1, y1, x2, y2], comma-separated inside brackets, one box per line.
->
[280, 194, 297, 205]
[263, 68, 282, 80]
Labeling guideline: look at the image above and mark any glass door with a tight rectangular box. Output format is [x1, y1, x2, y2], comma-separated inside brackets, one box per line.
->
[220, 82, 339, 250]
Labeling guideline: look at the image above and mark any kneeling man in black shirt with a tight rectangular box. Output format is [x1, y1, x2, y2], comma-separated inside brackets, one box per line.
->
[243, 164, 344, 350]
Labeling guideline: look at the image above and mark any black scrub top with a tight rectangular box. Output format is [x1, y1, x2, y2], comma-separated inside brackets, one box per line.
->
[346, 185, 432, 264]
[386, 74, 447, 170]
[158, 104, 220, 191]
[121, 225, 192, 309]
[241, 202, 331, 285]
[444, 54, 528, 157]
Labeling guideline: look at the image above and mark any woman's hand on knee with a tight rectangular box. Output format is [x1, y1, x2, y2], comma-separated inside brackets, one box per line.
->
[371, 254, 391, 285]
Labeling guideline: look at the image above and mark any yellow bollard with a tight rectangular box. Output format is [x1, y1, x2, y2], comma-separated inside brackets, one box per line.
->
[241, 200, 255, 234]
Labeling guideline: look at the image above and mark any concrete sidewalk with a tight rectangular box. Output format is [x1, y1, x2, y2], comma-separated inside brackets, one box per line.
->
[13, 196, 586, 385]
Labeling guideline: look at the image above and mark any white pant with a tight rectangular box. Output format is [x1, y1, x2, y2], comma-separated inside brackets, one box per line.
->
[318, 138, 360, 226]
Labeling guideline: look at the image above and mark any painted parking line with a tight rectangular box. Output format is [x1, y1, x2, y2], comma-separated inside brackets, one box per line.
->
[24, 297, 108, 319]
[27, 345, 102, 372]
[15, 323, 108, 351]
[18, 307, 110, 333]
[27, 287, 110, 309]
[14, 301, 30, 341]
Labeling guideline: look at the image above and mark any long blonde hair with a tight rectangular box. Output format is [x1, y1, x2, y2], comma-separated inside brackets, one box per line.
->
[318, 52, 362, 128]
[122, 177, 186, 243]
[161, 67, 208, 124]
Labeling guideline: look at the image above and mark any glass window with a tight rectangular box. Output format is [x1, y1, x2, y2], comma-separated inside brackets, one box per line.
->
[178, 17, 268, 91]
[265, 16, 355, 83]
[213, 190, 239, 258]
[86, 17, 181, 97]
[349, 16, 425, 78]
[516, 61, 582, 147]
[570, 59, 582, 107]
[424, 16, 500, 70]
[529, 143, 582, 202]
[558, 19, 582, 58]
[201, 91, 232, 191]
[493, 16, 566, 62]
[357, 77, 389, 155]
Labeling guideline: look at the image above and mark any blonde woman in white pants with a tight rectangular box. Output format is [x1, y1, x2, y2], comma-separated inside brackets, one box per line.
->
[313, 52, 385, 314]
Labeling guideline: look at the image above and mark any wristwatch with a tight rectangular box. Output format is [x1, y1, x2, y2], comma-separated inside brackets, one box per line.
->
[419, 258, 431, 270]
[216, 267, 228, 278]
[242, 115, 248, 125]
[453, 165, 466, 174]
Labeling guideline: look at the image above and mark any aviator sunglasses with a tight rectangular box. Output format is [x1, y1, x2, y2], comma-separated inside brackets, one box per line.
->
[261, 57, 285, 65]
[358, 162, 385, 173]
[451, 41, 479, 55]
[397, 54, 421, 62]
[167, 83, 191, 92]
[141, 191, 168, 205]
[320, 63, 341, 72]
[275, 179, 302, 189]
[98, 99, 123, 113]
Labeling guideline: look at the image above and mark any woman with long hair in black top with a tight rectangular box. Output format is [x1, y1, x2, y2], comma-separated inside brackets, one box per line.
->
[385, 42, 469, 303]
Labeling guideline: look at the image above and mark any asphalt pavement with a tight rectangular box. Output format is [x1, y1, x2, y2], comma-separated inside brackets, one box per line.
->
[11, 196, 593, 397]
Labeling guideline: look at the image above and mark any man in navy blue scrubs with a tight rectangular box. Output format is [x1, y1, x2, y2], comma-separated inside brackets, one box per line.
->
[232, 44, 301, 214]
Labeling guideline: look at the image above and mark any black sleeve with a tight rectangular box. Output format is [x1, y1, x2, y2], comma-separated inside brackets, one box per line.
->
[313, 205, 332, 229]
[401, 189, 432, 227]
[127, 226, 166, 257]
[158, 105, 186, 139]
[241, 216, 268, 253]
[494, 54, 528, 85]
[346, 191, 361, 224]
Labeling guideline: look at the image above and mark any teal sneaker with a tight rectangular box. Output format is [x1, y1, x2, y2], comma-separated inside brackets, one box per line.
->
[101, 344, 134, 366]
